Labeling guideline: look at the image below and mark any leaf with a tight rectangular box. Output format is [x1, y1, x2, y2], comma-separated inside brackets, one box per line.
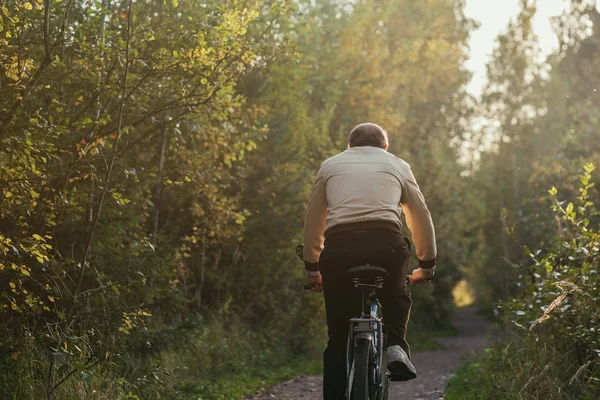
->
[565, 202, 574, 215]
[23, 2, 33, 10]
[48, 295, 55, 303]
[32, 234, 43, 241]
[584, 163, 595, 173]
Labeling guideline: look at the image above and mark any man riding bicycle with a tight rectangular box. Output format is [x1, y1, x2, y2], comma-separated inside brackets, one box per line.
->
[303, 123, 437, 400]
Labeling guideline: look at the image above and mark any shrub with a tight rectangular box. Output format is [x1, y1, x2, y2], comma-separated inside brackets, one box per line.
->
[447, 164, 600, 399]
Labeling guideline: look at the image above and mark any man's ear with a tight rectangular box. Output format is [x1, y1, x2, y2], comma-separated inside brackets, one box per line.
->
[384, 144, 389, 151]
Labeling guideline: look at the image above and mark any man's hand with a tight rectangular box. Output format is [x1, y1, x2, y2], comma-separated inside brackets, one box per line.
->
[408, 267, 435, 284]
[306, 272, 323, 292]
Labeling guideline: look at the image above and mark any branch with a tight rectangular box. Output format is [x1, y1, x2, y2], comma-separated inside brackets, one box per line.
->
[0, 0, 76, 138]
[69, 0, 134, 317]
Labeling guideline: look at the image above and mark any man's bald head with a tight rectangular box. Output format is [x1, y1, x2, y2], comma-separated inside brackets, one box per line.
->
[348, 123, 389, 149]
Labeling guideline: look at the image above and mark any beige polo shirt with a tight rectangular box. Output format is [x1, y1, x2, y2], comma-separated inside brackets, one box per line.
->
[303, 146, 437, 266]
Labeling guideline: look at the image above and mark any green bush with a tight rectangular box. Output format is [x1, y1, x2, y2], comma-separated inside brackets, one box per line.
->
[447, 164, 600, 399]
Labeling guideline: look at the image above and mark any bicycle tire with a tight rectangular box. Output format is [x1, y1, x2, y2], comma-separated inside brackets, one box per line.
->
[351, 339, 372, 400]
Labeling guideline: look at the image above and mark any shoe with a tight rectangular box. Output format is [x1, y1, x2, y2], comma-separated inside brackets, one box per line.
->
[387, 345, 417, 381]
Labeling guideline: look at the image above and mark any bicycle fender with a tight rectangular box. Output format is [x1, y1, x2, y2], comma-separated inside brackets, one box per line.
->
[353, 332, 373, 341]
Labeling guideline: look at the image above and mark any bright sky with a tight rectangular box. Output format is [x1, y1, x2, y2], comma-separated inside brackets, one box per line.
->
[464, 0, 600, 97]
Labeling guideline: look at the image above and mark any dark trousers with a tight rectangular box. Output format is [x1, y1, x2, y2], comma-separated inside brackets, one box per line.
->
[318, 229, 412, 400]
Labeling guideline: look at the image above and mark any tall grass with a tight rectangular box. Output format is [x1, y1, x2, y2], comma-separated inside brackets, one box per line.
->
[0, 312, 325, 400]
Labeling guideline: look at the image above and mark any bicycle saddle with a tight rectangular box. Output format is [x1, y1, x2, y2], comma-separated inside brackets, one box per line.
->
[348, 265, 389, 281]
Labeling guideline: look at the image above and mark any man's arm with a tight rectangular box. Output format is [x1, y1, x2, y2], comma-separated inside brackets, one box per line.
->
[303, 165, 328, 275]
[400, 164, 437, 269]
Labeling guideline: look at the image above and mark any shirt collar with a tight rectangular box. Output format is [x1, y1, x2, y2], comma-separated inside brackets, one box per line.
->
[346, 146, 387, 154]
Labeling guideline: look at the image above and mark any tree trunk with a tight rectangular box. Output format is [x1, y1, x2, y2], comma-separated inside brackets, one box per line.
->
[194, 228, 207, 309]
[151, 125, 169, 245]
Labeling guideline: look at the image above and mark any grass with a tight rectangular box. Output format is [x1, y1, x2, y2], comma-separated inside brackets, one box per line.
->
[176, 357, 321, 399]
[445, 340, 600, 400]
[445, 348, 504, 400]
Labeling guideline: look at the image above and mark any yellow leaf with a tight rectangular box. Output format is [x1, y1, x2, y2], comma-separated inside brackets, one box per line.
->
[32, 234, 43, 241]
[48, 295, 55, 302]
[23, 2, 33, 10]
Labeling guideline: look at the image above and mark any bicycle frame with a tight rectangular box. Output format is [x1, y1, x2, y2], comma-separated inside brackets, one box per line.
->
[345, 279, 388, 400]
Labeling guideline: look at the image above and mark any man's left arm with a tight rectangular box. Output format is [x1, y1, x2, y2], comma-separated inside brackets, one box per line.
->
[400, 163, 437, 282]
[303, 165, 327, 284]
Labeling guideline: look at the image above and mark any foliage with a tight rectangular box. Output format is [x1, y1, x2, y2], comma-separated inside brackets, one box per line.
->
[1, 0, 474, 398]
[447, 167, 600, 399]
[448, 1, 600, 398]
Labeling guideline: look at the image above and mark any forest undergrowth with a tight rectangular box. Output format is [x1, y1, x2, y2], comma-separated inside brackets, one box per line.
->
[447, 165, 600, 399]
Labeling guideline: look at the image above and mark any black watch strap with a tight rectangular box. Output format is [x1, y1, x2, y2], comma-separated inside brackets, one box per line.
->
[304, 261, 319, 272]
[419, 258, 436, 269]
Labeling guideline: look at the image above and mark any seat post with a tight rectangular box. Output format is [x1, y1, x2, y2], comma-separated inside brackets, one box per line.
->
[352, 277, 366, 315]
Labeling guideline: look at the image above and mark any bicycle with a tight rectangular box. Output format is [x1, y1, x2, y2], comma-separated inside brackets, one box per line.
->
[296, 244, 429, 400]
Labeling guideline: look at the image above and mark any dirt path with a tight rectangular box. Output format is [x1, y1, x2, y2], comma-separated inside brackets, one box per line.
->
[249, 307, 490, 400]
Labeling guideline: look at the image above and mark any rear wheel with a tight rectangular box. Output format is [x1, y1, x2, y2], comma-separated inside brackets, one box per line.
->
[351, 339, 373, 400]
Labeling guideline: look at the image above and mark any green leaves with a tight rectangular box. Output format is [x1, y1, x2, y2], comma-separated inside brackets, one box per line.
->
[565, 201, 574, 216]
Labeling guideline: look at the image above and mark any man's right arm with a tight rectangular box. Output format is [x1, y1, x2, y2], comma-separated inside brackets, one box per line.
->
[303, 165, 328, 275]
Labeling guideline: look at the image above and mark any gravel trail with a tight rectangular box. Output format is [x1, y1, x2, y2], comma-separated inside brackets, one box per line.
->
[248, 306, 490, 400]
